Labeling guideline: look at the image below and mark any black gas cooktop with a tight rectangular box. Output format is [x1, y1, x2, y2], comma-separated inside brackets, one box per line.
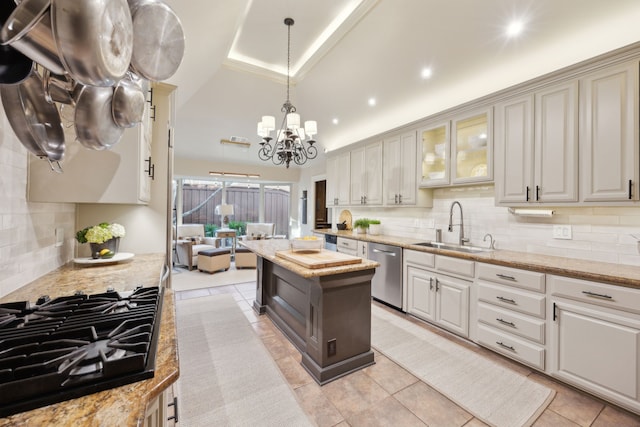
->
[0, 286, 163, 417]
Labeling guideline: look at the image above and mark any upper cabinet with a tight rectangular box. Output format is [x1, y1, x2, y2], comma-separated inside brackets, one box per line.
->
[419, 122, 450, 187]
[420, 108, 493, 188]
[451, 108, 493, 185]
[325, 151, 351, 207]
[27, 88, 156, 204]
[495, 81, 579, 204]
[384, 130, 419, 205]
[580, 61, 639, 202]
[350, 140, 383, 205]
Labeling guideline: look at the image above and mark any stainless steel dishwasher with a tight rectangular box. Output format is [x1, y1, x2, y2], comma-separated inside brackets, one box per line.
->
[367, 242, 402, 309]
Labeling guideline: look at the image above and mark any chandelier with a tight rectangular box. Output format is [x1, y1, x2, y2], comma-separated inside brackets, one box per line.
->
[257, 18, 318, 168]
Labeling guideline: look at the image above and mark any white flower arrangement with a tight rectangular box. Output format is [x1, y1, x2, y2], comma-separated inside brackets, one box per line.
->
[76, 222, 126, 244]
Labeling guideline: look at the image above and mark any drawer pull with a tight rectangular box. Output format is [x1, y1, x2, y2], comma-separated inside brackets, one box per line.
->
[582, 290, 612, 300]
[496, 273, 516, 281]
[496, 341, 515, 352]
[496, 318, 516, 328]
[167, 396, 179, 422]
[496, 296, 516, 304]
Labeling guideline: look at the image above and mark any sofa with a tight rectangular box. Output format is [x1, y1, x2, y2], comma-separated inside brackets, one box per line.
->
[174, 224, 219, 270]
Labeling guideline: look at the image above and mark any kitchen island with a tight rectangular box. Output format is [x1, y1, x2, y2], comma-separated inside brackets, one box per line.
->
[0, 253, 178, 427]
[241, 239, 379, 385]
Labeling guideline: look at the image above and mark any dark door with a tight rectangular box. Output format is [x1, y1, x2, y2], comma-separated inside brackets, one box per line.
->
[315, 180, 329, 228]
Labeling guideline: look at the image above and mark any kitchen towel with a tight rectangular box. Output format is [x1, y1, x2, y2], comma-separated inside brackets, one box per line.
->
[371, 305, 555, 427]
[175, 294, 312, 426]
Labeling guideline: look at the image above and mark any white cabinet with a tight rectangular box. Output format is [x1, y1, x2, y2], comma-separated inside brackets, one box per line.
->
[384, 131, 418, 205]
[495, 81, 578, 204]
[144, 384, 178, 427]
[357, 240, 368, 259]
[549, 275, 640, 414]
[325, 151, 350, 206]
[27, 90, 155, 204]
[350, 141, 383, 205]
[404, 249, 471, 338]
[580, 61, 639, 202]
[419, 122, 450, 187]
[451, 108, 493, 185]
[475, 263, 547, 370]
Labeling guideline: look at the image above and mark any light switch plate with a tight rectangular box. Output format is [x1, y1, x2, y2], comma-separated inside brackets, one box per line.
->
[553, 225, 572, 240]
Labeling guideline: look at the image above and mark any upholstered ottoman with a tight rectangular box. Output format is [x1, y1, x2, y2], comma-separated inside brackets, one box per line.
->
[234, 247, 256, 269]
[197, 248, 231, 273]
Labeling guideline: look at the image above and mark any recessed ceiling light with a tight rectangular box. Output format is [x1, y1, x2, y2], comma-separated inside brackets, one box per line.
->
[506, 20, 524, 37]
[368, 97, 376, 107]
[421, 67, 432, 79]
[332, 118, 339, 125]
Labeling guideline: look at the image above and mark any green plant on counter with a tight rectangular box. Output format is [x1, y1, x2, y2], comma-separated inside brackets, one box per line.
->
[369, 219, 381, 225]
[204, 223, 218, 237]
[353, 218, 371, 229]
[227, 220, 247, 236]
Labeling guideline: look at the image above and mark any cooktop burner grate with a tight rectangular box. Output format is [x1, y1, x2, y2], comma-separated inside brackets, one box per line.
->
[0, 286, 163, 417]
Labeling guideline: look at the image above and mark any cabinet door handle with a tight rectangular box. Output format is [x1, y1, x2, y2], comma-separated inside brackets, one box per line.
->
[629, 179, 633, 200]
[167, 396, 179, 422]
[525, 186, 530, 202]
[496, 273, 516, 281]
[582, 290, 612, 300]
[496, 318, 516, 328]
[399, 194, 403, 204]
[496, 341, 515, 351]
[144, 157, 155, 180]
[364, 195, 367, 204]
[435, 277, 439, 292]
[553, 302, 557, 321]
[429, 277, 433, 291]
[395, 194, 398, 204]
[496, 296, 516, 304]
[535, 185, 540, 201]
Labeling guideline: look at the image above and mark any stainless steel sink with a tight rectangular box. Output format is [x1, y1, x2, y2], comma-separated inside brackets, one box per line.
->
[412, 241, 492, 253]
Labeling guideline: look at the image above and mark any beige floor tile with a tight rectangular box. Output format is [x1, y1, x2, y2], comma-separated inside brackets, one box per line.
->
[394, 381, 473, 427]
[250, 318, 279, 338]
[261, 334, 299, 360]
[532, 409, 580, 427]
[347, 395, 426, 427]
[322, 370, 391, 420]
[295, 382, 345, 427]
[176, 288, 210, 300]
[463, 418, 490, 427]
[591, 405, 640, 427]
[274, 355, 314, 389]
[240, 307, 260, 323]
[362, 353, 418, 394]
[548, 385, 604, 427]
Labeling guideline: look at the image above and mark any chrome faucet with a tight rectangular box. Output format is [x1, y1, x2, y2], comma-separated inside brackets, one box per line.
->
[483, 233, 495, 249]
[448, 201, 469, 246]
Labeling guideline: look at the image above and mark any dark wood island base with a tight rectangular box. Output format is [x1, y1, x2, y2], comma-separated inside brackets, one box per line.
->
[245, 241, 379, 385]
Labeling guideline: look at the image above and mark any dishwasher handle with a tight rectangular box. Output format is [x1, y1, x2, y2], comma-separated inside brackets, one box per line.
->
[372, 248, 397, 256]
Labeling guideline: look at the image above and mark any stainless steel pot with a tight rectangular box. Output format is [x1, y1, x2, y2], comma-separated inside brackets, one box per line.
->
[0, 68, 65, 161]
[111, 72, 146, 128]
[0, 0, 66, 75]
[73, 84, 124, 150]
[0, 1, 34, 84]
[128, 0, 184, 81]
[52, 0, 133, 87]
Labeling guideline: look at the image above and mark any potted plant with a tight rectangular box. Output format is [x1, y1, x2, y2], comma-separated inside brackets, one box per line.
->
[76, 222, 126, 258]
[353, 218, 370, 234]
[368, 219, 382, 235]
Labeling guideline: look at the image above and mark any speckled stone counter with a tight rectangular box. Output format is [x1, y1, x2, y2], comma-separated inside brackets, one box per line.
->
[314, 230, 640, 289]
[241, 239, 378, 385]
[0, 253, 179, 427]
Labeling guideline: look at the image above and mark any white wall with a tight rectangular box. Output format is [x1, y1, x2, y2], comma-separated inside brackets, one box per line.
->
[0, 110, 75, 298]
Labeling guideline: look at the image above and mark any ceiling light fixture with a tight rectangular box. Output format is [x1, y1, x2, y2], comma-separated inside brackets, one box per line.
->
[506, 20, 524, 37]
[368, 97, 376, 106]
[257, 18, 318, 168]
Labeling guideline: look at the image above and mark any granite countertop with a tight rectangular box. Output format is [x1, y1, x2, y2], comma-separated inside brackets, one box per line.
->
[314, 230, 640, 290]
[0, 253, 179, 427]
[240, 239, 379, 277]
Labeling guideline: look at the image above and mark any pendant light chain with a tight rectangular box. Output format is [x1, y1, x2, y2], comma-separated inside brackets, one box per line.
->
[286, 19, 291, 104]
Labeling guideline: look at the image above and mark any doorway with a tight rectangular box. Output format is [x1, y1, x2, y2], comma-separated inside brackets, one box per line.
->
[314, 180, 330, 229]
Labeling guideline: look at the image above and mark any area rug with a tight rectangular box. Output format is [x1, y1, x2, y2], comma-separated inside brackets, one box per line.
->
[371, 306, 555, 427]
[171, 266, 256, 291]
[175, 294, 312, 426]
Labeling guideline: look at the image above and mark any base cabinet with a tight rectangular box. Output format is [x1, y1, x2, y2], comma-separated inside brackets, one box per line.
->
[404, 250, 470, 338]
[144, 384, 178, 427]
[549, 275, 640, 414]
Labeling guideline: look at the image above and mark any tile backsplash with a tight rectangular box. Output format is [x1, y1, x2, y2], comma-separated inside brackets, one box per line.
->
[344, 185, 640, 267]
[0, 111, 75, 298]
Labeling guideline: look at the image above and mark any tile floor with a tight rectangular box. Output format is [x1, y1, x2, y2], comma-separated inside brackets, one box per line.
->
[175, 284, 640, 427]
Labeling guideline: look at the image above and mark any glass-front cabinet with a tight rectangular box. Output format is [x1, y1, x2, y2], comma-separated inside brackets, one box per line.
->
[419, 122, 450, 187]
[451, 108, 492, 184]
